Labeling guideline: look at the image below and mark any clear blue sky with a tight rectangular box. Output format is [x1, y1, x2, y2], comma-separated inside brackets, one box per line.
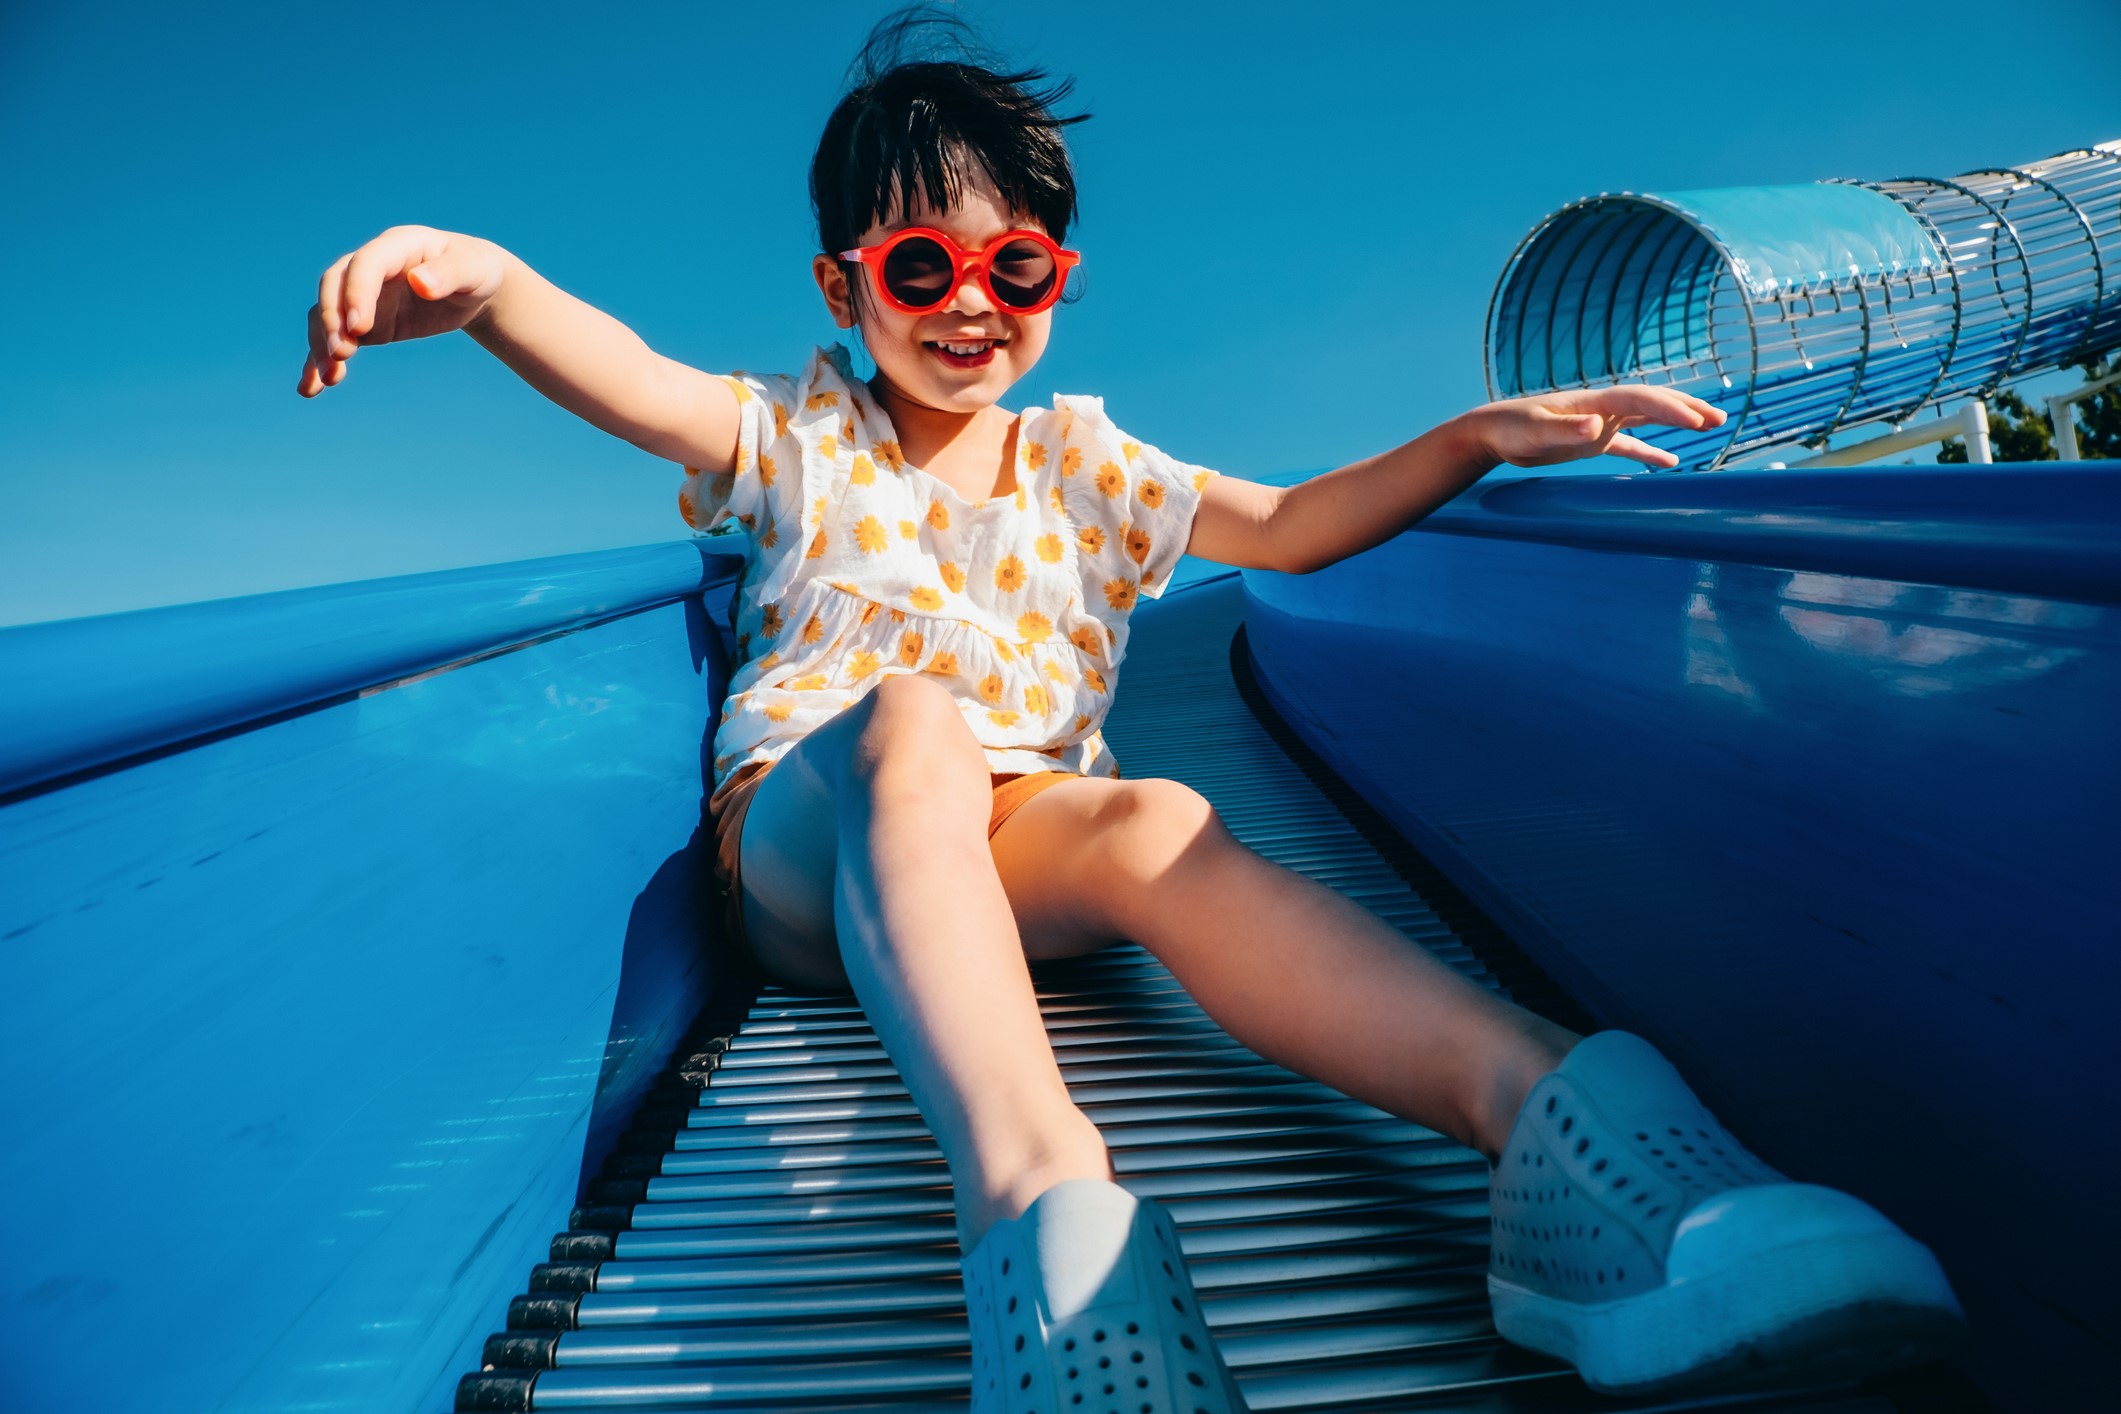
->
[4, 0, 2117, 625]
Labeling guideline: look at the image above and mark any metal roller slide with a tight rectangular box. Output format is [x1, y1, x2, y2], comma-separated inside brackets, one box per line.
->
[454, 574, 1975, 1412]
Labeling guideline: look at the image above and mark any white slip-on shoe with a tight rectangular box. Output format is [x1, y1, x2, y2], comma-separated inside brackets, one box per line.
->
[961, 1178, 1247, 1414]
[1487, 1030, 1968, 1397]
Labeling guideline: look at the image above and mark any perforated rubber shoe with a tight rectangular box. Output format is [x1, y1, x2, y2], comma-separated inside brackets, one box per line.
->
[1486, 1030, 1968, 1397]
[961, 1178, 1247, 1414]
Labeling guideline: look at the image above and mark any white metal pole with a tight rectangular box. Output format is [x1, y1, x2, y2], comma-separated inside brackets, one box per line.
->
[1963, 400, 1992, 465]
[2049, 392, 2081, 461]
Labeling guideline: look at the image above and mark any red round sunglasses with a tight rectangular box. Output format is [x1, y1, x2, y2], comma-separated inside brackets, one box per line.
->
[838, 227, 1082, 316]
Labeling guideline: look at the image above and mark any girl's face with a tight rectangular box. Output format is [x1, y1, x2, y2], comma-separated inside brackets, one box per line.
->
[813, 165, 1054, 415]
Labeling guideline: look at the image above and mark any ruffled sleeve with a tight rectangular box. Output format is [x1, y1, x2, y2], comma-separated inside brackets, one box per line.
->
[1116, 438, 1217, 599]
[677, 371, 803, 559]
[1055, 397, 1219, 602]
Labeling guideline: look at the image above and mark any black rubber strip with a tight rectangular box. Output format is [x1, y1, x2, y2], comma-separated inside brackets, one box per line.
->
[506, 1294, 580, 1332]
[454, 1372, 535, 1412]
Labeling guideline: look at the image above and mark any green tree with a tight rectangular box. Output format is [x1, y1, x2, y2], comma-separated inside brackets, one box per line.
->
[1938, 359, 2121, 462]
[1937, 388, 2052, 462]
[2072, 358, 2121, 459]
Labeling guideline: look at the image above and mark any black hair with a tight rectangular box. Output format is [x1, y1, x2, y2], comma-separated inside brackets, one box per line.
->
[811, 5, 1089, 301]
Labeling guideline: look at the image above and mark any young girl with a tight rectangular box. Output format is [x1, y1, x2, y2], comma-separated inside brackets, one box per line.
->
[297, 18, 1964, 1410]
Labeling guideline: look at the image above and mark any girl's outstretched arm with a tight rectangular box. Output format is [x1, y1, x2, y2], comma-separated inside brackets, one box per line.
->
[298, 225, 743, 473]
[1185, 386, 1725, 575]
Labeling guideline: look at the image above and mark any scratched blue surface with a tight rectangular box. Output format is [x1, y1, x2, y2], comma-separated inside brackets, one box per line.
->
[0, 552, 744, 1413]
[1242, 464, 2121, 1412]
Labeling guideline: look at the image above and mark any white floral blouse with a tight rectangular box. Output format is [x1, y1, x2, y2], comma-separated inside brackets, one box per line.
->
[679, 344, 1217, 800]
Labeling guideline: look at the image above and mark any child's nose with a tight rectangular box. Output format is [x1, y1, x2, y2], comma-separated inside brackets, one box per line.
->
[945, 269, 995, 316]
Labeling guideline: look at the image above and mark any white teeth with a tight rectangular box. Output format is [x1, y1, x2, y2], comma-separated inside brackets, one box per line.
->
[936, 341, 995, 355]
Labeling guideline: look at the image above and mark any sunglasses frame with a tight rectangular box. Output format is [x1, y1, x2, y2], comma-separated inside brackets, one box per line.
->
[837, 226, 1082, 317]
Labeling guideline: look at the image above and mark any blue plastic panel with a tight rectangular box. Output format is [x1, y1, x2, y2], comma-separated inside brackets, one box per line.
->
[0, 540, 739, 800]
[1241, 465, 2120, 1410]
[1664, 183, 1943, 295]
[0, 551, 746, 1413]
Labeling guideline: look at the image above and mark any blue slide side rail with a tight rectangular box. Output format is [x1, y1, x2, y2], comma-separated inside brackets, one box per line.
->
[1240, 461, 2120, 1410]
[0, 540, 748, 1414]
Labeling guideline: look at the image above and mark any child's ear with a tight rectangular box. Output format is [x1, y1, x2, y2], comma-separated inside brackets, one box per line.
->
[811, 254, 857, 330]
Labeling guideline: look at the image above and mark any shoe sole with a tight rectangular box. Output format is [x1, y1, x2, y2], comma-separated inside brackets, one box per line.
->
[1487, 1225, 1966, 1397]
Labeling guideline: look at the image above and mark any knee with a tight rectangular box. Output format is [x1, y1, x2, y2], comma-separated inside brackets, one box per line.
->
[1091, 778, 1231, 901]
[848, 673, 985, 783]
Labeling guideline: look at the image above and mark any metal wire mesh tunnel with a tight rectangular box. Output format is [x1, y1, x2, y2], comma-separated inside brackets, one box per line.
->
[1485, 140, 2121, 469]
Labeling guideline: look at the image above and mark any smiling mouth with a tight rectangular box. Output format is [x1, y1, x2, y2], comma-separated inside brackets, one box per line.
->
[926, 338, 1005, 368]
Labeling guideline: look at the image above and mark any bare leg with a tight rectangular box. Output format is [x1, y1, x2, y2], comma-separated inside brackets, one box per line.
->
[734, 675, 1110, 1247]
[985, 775, 1582, 1162]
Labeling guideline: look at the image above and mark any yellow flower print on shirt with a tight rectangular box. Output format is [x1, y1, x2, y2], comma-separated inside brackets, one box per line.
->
[1017, 611, 1053, 643]
[723, 376, 753, 404]
[805, 391, 840, 410]
[926, 649, 959, 675]
[1023, 682, 1049, 715]
[1121, 440, 1142, 462]
[979, 673, 1006, 705]
[1049, 485, 1066, 513]
[802, 612, 825, 644]
[1035, 532, 1064, 563]
[898, 631, 924, 666]
[1070, 624, 1103, 657]
[789, 673, 829, 691]
[1061, 447, 1082, 477]
[772, 403, 790, 439]
[805, 528, 828, 559]
[760, 605, 784, 638]
[1078, 525, 1106, 554]
[1193, 468, 1212, 492]
[819, 433, 838, 461]
[927, 500, 950, 530]
[1126, 525, 1153, 565]
[1014, 486, 1028, 510]
[1074, 713, 1092, 733]
[1082, 666, 1108, 694]
[847, 649, 882, 679]
[677, 483, 699, 528]
[994, 555, 1027, 593]
[939, 561, 967, 593]
[756, 650, 781, 672]
[859, 601, 881, 627]
[874, 439, 905, 471]
[909, 586, 944, 611]
[759, 453, 777, 487]
[1103, 578, 1138, 611]
[899, 519, 917, 539]
[1096, 462, 1126, 498]
[1027, 441, 1048, 471]
[1044, 659, 1068, 681]
[1138, 479, 1166, 509]
[760, 524, 779, 550]
[850, 452, 875, 485]
[855, 516, 890, 554]
[988, 709, 1020, 727]
[766, 702, 794, 723]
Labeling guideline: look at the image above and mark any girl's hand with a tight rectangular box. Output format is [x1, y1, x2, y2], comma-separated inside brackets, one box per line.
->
[298, 226, 507, 397]
[1466, 386, 1727, 470]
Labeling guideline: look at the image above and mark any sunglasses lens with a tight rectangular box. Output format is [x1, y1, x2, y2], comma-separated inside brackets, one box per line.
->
[880, 235, 953, 308]
[988, 237, 1058, 310]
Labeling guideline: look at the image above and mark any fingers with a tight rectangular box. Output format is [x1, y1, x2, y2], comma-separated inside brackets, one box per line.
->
[1553, 384, 1726, 429]
[341, 228, 425, 342]
[300, 304, 344, 397]
[1604, 433, 1682, 469]
[314, 254, 353, 363]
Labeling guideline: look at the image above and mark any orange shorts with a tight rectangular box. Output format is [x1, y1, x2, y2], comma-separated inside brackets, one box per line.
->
[707, 760, 1078, 963]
